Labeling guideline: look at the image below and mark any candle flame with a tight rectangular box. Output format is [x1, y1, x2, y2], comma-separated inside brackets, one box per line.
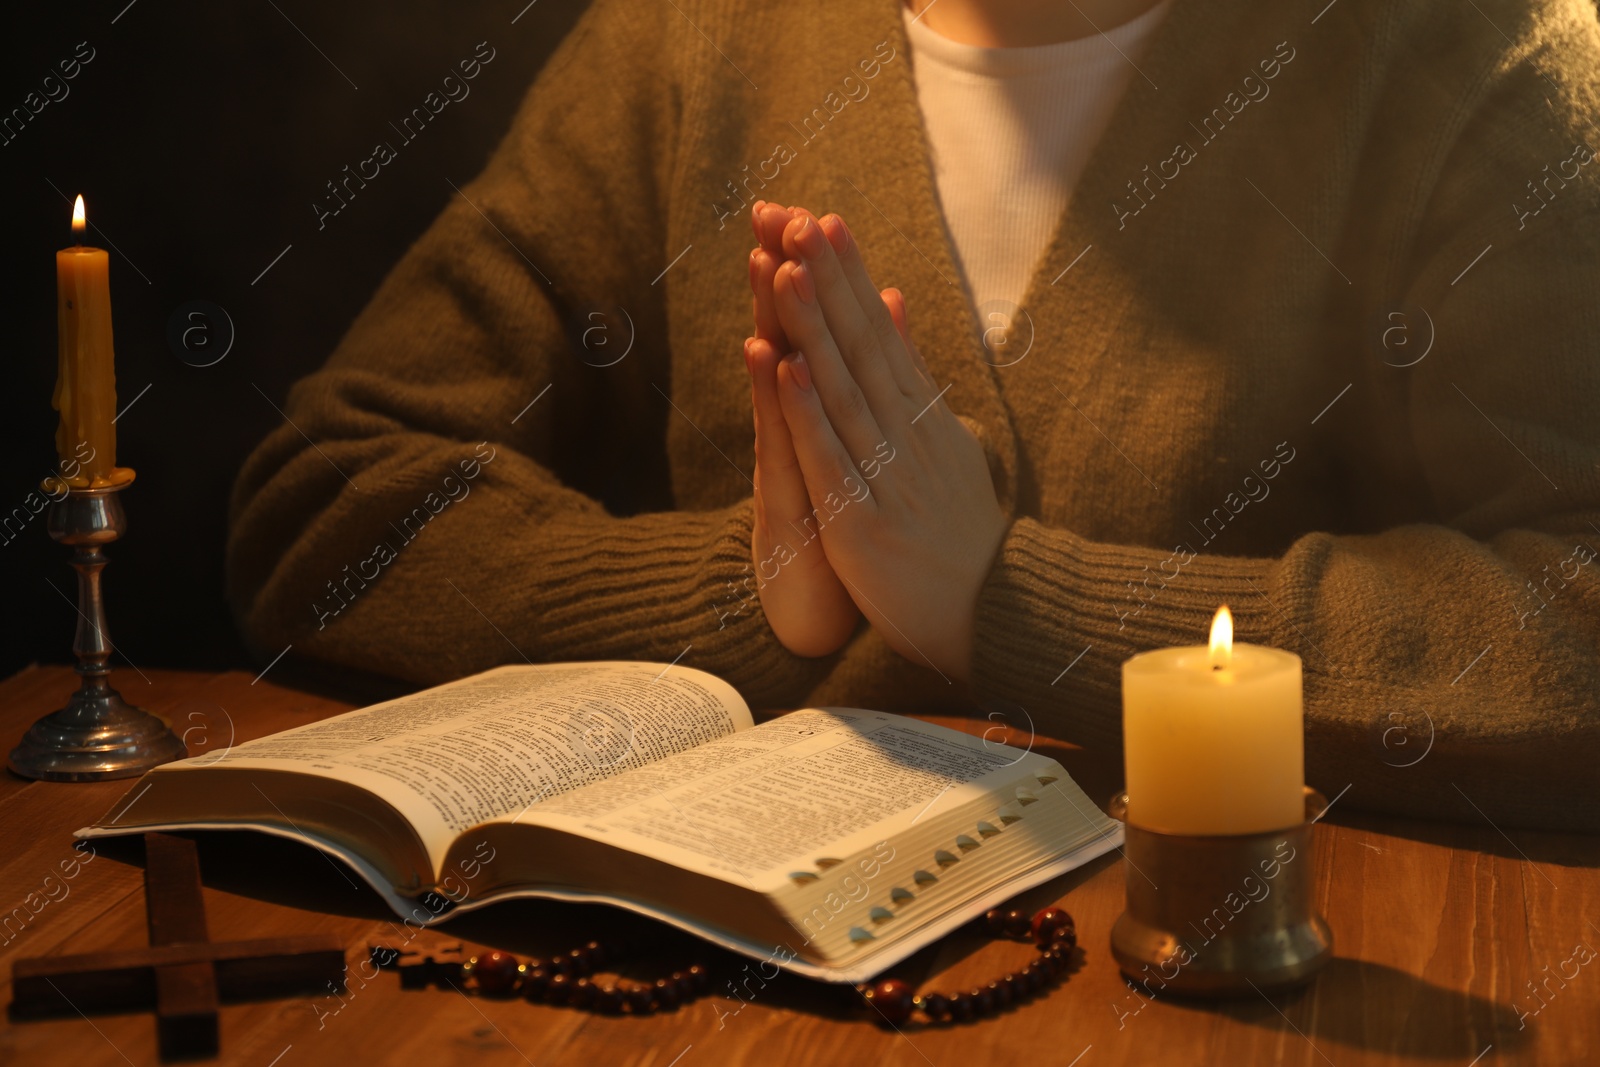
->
[1208, 605, 1234, 669]
[72, 195, 86, 238]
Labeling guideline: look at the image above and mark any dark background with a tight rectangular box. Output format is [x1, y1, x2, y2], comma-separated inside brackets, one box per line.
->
[1, 1, 589, 679]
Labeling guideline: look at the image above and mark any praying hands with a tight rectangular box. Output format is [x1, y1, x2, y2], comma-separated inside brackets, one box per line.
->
[743, 202, 1006, 682]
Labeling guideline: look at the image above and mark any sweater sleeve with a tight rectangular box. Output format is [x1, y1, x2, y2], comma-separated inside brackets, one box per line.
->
[969, 13, 1600, 832]
[227, 0, 827, 706]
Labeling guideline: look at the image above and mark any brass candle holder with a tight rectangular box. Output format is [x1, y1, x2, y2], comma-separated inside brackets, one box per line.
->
[8, 478, 187, 781]
[1108, 787, 1332, 997]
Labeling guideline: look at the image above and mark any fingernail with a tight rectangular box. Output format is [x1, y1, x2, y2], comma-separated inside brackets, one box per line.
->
[785, 351, 812, 391]
[789, 262, 816, 304]
[751, 201, 766, 241]
[749, 248, 760, 288]
[822, 215, 851, 256]
[794, 215, 826, 259]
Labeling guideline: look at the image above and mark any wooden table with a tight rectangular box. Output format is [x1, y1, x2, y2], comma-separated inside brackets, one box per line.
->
[2, 665, 1596, 1066]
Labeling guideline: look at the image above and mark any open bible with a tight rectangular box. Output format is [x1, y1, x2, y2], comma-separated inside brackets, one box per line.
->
[79, 662, 1122, 982]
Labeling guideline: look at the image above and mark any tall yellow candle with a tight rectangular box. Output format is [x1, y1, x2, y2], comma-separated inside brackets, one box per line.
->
[1122, 606, 1304, 835]
[53, 195, 132, 490]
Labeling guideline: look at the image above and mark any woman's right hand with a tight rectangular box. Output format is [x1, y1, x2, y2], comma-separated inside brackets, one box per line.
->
[745, 201, 859, 657]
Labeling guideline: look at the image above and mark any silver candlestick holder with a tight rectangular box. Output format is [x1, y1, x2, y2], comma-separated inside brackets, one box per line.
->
[8, 478, 187, 781]
[1107, 787, 1332, 997]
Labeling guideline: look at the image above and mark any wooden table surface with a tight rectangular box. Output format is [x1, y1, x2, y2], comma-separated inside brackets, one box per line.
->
[1, 665, 1596, 1067]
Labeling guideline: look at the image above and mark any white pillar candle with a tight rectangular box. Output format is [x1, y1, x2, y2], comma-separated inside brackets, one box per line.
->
[1122, 606, 1305, 835]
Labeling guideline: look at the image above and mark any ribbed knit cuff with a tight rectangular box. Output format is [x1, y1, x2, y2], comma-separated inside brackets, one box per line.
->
[969, 518, 1277, 750]
[529, 499, 835, 710]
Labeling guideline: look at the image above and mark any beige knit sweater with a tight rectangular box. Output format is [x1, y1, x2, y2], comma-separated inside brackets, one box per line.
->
[229, 0, 1600, 832]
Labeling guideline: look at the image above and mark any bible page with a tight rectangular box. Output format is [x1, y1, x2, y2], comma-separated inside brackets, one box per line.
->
[513, 708, 1064, 889]
[161, 662, 750, 869]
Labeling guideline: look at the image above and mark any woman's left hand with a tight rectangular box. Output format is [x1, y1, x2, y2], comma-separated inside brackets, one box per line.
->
[764, 208, 1007, 682]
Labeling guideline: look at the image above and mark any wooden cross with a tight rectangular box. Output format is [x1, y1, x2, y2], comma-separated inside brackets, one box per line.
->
[11, 832, 346, 1060]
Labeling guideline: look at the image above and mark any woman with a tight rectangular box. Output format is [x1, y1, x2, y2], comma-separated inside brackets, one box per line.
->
[229, 0, 1600, 830]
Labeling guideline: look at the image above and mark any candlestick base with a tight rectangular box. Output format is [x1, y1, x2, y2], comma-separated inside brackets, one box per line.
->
[1107, 788, 1332, 998]
[8, 687, 189, 782]
[7, 479, 187, 782]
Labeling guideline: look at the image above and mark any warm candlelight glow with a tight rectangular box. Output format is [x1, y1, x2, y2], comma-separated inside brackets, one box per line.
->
[72, 195, 86, 239]
[1208, 604, 1234, 669]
